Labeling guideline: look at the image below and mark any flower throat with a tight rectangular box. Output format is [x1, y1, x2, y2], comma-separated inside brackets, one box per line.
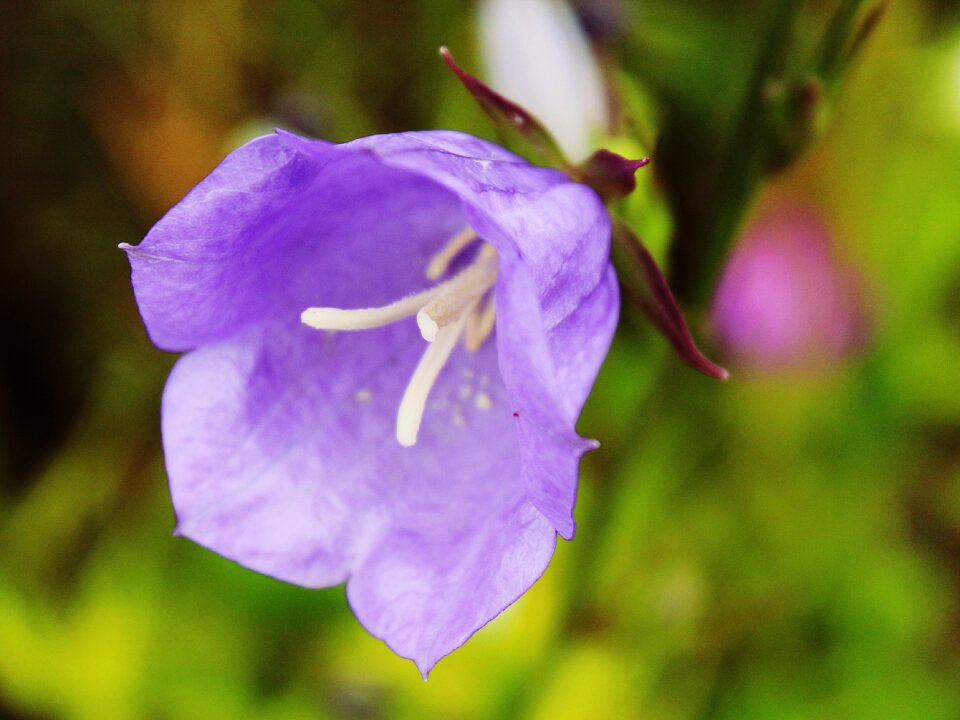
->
[301, 228, 497, 447]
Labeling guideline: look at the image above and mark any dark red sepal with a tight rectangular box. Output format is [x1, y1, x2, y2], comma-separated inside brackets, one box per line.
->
[439, 47, 571, 170]
[572, 150, 650, 203]
[612, 219, 729, 380]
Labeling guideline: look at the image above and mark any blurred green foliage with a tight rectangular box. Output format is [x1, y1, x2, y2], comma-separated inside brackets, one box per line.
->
[2, 0, 960, 718]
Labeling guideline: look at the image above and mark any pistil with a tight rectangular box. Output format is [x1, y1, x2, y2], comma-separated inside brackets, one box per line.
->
[425, 227, 478, 280]
[301, 287, 439, 331]
[416, 246, 497, 341]
[396, 303, 475, 446]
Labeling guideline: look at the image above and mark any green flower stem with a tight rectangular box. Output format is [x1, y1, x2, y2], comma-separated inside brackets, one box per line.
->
[670, 0, 803, 311]
[817, 0, 867, 83]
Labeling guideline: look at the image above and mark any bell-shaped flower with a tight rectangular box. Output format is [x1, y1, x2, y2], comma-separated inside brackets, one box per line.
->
[123, 129, 618, 676]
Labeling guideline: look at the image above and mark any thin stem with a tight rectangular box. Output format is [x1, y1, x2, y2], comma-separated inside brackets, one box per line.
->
[816, 0, 865, 82]
[670, 0, 803, 310]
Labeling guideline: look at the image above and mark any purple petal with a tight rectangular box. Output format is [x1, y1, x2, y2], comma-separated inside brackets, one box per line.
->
[352, 131, 618, 537]
[127, 130, 618, 670]
[165, 314, 555, 673]
[348, 500, 555, 678]
[123, 134, 465, 352]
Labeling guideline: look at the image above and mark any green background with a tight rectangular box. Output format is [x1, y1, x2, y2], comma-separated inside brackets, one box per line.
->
[2, 1, 960, 718]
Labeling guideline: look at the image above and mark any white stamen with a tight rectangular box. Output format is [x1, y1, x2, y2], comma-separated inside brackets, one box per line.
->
[465, 296, 497, 351]
[301, 235, 501, 448]
[425, 227, 478, 280]
[301, 286, 439, 331]
[396, 306, 475, 447]
[417, 246, 497, 342]
[303, 246, 496, 337]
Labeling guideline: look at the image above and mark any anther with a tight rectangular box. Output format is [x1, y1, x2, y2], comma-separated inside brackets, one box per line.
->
[464, 296, 496, 351]
[417, 246, 497, 342]
[425, 227, 478, 280]
[301, 233, 500, 448]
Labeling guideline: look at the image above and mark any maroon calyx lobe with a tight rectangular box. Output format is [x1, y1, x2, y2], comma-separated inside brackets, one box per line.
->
[439, 46, 571, 170]
[611, 219, 729, 380]
[571, 150, 650, 203]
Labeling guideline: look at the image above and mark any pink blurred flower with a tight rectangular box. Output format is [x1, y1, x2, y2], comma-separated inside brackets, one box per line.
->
[711, 205, 867, 371]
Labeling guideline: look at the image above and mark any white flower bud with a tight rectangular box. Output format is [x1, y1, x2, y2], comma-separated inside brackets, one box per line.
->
[478, 0, 609, 161]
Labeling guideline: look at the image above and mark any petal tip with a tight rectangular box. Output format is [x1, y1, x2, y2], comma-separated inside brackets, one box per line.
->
[415, 658, 434, 681]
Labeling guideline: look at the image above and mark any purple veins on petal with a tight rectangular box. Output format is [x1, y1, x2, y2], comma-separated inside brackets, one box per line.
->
[124, 129, 618, 675]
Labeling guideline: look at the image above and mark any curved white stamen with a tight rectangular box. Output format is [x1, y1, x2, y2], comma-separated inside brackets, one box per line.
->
[397, 305, 475, 447]
[301, 238, 500, 448]
[417, 246, 497, 341]
[301, 286, 440, 331]
[302, 246, 496, 336]
[425, 227, 478, 280]
[465, 296, 497, 351]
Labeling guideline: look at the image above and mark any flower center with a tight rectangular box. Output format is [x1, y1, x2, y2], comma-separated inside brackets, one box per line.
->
[301, 228, 498, 447]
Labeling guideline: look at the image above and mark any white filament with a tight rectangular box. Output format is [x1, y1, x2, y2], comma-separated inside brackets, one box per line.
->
[417, 246, 497, 342]
[302, 247, 495, 336]
[396, 306, 475, 447]
[425, 227, 478, 280]
[300, 232, 499, 447]
[465, 296, 497, 351]
[301, 287, 438, 331]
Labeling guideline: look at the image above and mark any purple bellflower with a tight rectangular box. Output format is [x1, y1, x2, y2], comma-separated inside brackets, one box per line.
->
[123, 129, 618, 676]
